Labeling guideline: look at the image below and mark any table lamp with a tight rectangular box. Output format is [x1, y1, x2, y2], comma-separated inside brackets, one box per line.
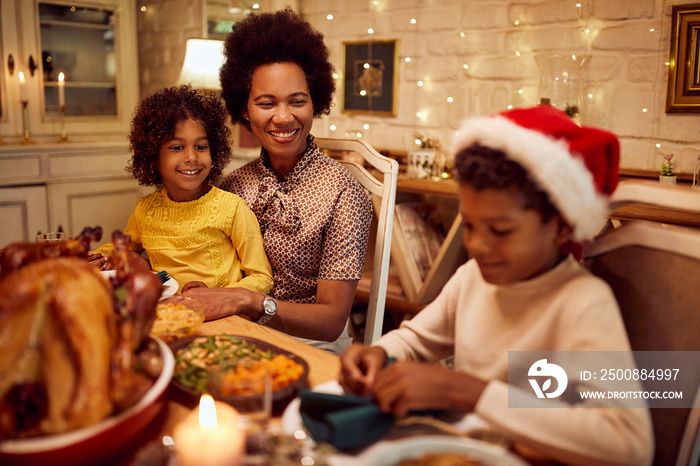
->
[177, 39, 225, 92]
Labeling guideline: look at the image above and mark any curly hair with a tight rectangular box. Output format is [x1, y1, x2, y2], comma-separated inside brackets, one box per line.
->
[127, 84, 232, 187]
[454, 144, 560, 223]
[219, 7, 335, 130]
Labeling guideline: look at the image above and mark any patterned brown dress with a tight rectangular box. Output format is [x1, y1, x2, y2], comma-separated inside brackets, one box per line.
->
[220, 135, 373, 305]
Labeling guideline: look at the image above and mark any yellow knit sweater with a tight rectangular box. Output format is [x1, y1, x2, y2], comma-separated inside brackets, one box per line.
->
[95, 187, 272, 294]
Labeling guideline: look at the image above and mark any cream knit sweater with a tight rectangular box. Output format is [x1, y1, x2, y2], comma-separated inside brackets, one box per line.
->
[376, 256, 653, 466]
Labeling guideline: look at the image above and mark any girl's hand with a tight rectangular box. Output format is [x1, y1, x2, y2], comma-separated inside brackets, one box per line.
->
[86, 251, 108, 270]
[182, 281, 207, 292]
[371, 361, 487, 418]
[338, 344, 387, 397]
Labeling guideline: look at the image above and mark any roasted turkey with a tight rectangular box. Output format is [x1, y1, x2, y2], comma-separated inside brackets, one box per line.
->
[0, 228, 163, 440]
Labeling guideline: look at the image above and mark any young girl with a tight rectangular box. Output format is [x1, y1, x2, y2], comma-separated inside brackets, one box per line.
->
[91, 85, 273, 295]
[339, 106, 652, 465]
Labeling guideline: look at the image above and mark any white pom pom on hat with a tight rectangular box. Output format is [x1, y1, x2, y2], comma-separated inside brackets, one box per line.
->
[451, 105, 620, 241]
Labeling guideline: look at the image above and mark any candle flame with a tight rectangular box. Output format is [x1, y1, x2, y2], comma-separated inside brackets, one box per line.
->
[58, 72, 65, 82]
[198, 394, 217, 429]
[19, 71, 24, 80]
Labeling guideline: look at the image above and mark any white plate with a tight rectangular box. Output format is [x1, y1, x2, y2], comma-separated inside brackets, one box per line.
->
[281, 381, 511, 466]
[358, 435, 530, 466]
[281, 381, 489, 439]
[281, 380, 344, 438]
[100, 270, 178, 298]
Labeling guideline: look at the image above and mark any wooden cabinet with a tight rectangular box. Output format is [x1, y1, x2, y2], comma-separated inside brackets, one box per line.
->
[0, 141, 151, 247]
[0, 0, 139, 143]
[0, 185, 48, 244]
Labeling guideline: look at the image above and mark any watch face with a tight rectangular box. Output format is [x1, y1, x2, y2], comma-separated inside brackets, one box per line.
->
[263, 297, 277, 314]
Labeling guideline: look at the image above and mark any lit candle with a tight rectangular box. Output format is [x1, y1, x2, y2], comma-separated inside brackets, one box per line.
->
[173, 395, 244, 466]
[18, 71, 27, 102]
[58, 72, 65, 108]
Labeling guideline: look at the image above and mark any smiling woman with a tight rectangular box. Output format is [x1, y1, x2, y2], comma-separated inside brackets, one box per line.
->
[243, 62, 314, 176]
[182, 8, 373, 355]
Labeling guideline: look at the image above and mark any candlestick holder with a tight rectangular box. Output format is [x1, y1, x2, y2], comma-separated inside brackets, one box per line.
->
[58, 105, 67, 142]
[21, 100, 31, 143]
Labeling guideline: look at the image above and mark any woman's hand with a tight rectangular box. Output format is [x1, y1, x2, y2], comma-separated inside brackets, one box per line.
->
[338, 344, 387, 397]
[181, 286, 263, 321]
[371, 361, 488, 418]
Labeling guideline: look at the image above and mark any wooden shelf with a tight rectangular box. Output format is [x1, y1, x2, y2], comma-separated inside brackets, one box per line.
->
[352, 176, 467, 326]
[611, 178, 700, 228]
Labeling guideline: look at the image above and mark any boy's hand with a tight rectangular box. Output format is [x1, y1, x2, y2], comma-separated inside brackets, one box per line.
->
[372, 361, 488, 418]
[339, 344, 387, 397]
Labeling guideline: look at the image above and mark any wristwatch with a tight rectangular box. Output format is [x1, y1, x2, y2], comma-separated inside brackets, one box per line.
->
[256, 294, 277, 325]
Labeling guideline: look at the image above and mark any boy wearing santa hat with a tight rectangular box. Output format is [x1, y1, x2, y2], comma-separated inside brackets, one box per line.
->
[339, 105, 653, 466]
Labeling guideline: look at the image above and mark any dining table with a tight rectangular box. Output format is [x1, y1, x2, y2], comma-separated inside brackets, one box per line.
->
[114, 316, 553, 466]
[117, 315, 341, 466]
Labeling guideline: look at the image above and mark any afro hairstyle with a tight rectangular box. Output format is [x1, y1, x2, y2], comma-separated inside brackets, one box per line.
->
[127, 84, 232, 187]
[219, 7, 335, 130]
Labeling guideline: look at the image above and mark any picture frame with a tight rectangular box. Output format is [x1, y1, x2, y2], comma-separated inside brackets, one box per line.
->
[666, 4, 700, 113]
[341, 39, 400, 116]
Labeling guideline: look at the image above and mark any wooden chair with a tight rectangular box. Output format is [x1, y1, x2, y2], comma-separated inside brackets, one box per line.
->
[583, 219, 700, 466]
[316, 137, 399, 344]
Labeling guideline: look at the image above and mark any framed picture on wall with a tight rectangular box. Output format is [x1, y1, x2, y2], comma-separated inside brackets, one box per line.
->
[341, 39, 400, 116]
[667, 4, 700, 112]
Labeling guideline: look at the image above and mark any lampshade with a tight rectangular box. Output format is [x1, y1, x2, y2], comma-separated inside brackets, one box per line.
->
[177, 39, 225, 90]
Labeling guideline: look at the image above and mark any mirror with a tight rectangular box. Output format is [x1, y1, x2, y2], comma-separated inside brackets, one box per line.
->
[206, 0, 254, 39]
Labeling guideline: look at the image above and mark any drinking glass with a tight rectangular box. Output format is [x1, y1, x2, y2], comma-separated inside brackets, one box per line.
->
[220, 364, 272, 454]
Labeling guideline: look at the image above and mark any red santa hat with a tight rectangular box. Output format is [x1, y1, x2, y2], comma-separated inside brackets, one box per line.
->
[451, 105, 620, 241]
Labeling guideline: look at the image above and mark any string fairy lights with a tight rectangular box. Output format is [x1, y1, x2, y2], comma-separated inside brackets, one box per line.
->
[322, 0, 682, 174]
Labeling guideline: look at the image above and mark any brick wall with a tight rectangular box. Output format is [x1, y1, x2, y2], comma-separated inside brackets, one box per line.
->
[301, 0, 700, 175]
[136, 0, 205, 99]
[135, 0, 700, 175]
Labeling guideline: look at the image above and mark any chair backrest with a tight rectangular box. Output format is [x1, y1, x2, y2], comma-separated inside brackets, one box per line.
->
[315, 137, 399, 344]
[583, 220, 700, 466]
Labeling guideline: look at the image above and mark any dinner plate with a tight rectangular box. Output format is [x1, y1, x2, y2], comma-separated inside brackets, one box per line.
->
[358, 435, 531, 466]
[281, 381, 489, 441]
[282, 379, 343, 437]
[0, 337, 175, 466]
[282, 382, 521, 466]
[168, 335, 309, 413]
[100, 269, 179, 298]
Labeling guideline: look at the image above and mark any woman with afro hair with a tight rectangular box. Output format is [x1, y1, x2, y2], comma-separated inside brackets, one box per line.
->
[90, 84, 273, 296]
[181, 8, 373, 354]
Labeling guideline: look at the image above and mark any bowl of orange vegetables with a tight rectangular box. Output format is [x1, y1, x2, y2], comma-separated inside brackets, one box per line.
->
[169, 334, 308, 412]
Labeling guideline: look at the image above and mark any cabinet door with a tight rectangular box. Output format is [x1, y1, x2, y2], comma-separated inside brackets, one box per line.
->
[0, 0, 22, 139]
[0, 185, 49, 247]
[7, 0, 138, 141]
[47, 179, 151, 245]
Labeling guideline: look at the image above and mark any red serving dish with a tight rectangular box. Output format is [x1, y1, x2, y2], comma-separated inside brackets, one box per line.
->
[0, 337, 174, 466]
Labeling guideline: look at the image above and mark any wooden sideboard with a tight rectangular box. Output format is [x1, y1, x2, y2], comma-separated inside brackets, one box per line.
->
[0, 141, 151, 248]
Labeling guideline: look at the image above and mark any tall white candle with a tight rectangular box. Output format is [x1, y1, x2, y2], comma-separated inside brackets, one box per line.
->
[18, 71, 27, 102]
[58, 72, 65, 108]
[173, 395, 245, 466]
